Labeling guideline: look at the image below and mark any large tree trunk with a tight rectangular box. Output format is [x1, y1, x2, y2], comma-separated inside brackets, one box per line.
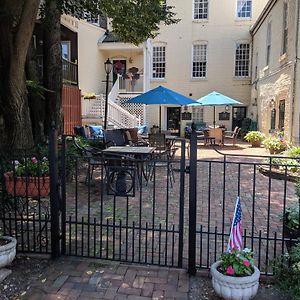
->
[0, 0, 39, 151]
[43, 0, 63, 135]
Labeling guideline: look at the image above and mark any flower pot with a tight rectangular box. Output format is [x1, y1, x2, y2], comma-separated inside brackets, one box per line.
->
[251, 140, 261, 148]
[0, 236, 17, 268]
[269, 148, 282, 154]
[211, 261, 260, 300]
[3, 172, 50, 197]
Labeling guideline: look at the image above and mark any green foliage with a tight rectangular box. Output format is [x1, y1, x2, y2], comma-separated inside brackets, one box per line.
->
[219, 248, 255, 277]
[9, 157, 49, 177]
[263, 136, 288, 152]
[101, 0, 179, 45]
[41, 0, 179, 46]
[26, 80, 52, 100]
[285, 204, 300, 230]
[244, 131, 265, 142]
[83, 92, 96, 99]
[275, 244, 300, 299]
[287, 147, 300, 158]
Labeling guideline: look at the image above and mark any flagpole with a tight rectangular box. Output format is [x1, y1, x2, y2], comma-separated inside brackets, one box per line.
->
[227, 196, 240, 252]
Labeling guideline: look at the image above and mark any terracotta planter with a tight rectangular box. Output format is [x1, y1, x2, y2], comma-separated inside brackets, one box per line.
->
[3, 172, 50, 197]
[211, 261, 260, 300]
[251, 140, 261, 148]
[0, 236, 17, 268]
[269, 148, 282, 154]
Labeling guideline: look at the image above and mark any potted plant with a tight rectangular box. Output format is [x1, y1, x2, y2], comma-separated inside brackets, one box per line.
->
[263, 136, 288, 154]
[211, 248, 260, 300]
[244, 131, 265, 147]
[0, 236, 17, 269]
[3, 157, 50, 197]
[83, 92, 96, 99]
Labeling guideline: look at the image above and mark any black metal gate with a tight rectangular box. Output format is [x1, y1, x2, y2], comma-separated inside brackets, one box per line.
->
[60, 135, 187, 268]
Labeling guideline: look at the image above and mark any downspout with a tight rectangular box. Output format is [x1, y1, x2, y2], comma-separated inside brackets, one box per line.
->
[290, 0, 300, 143]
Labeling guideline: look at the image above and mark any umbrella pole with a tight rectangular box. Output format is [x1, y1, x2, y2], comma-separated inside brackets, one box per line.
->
[213, 106, 216, 128]
[159, 105, 162, 133]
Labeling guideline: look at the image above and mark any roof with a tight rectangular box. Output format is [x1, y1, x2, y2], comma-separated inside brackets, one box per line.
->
[250, 0, 277, 35]
[102, 31, 121, 43]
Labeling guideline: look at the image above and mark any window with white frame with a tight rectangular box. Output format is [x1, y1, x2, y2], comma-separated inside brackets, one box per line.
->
[193, 0, 208, 20]
[282, 2, 288, 54]
[266, 21, 272, 66]
[235, 43, 250, 77]
[237, 0, 252, 18]
[192, 44, 207, 78]
[152, 45, 166, 79]
[192, 107, 204, 122]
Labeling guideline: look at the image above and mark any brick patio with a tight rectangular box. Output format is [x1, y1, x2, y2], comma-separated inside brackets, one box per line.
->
[23, 256, 189, 300]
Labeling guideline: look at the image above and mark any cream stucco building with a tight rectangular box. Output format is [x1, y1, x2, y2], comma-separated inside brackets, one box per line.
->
[63, 1, 290, 136]
[250, 0, 300, 143]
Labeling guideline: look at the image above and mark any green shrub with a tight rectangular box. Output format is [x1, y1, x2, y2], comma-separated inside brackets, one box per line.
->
[263, 136, 288, 152]
[244, 131, 265, 142]
[275, 243, 300, 299]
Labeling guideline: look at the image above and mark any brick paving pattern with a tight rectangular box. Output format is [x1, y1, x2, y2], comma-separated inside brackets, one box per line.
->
[62, 141, 297, 273]
[23, 256, 189, 300]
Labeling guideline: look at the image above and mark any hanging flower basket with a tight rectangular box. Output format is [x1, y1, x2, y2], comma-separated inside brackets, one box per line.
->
[3, 172, 50, 197]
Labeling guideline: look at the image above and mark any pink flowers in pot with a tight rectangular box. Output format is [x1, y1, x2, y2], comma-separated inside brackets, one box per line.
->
[11, 157, 49, 177]
[219, 248, 255, 277]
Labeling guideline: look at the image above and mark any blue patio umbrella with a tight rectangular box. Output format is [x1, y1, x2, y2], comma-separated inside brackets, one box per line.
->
[127, 85, 196, 129]
[189, 91, 242, 127]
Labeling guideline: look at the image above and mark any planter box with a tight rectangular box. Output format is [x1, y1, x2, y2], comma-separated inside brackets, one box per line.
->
[3, 172, 50, 197]
[211, 261, 260, 300]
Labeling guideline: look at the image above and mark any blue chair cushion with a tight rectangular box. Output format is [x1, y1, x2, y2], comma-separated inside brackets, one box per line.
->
[136, 125, 147, 135]
[89, 125, 103, 138]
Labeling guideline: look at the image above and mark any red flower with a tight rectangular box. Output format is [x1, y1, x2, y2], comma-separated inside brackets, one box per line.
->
[243, 260, 250, 267]
[31, 157, 38, 164]
[226, 266, 235, 275]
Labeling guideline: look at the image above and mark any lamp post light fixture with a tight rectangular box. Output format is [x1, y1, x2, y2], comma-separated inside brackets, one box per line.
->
[104, 58, 113, 129]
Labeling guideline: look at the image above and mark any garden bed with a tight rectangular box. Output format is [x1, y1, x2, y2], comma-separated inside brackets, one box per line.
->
[259, 165, 299, 182]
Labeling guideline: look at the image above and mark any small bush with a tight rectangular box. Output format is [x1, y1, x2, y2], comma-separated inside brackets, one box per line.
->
[263, 136, 288, 153]
[275, 244, 300, 299]
[244, 131, 265, 142]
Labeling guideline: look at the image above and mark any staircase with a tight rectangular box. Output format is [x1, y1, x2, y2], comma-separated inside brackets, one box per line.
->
[81, 75, 143, 128]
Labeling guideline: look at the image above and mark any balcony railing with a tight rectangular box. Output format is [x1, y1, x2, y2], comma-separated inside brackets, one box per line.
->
[62, 58, 78, 86]
[119, 75, 144, 93]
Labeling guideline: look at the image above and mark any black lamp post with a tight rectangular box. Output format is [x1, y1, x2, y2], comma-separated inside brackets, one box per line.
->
[104, 58, 113, 129]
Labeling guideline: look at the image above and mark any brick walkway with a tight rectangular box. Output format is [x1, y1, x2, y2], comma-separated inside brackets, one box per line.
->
[23, 257, 189, 300]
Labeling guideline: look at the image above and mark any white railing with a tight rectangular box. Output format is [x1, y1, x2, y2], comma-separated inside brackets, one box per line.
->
[108, 100, 139, 128]
[108, 75, 120, 103]
[81, 98, 96, 116]
[83, 95, 140, 128]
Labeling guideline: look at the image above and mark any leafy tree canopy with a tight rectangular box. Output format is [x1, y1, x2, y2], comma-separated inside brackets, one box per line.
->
[41, 0, 179, 45]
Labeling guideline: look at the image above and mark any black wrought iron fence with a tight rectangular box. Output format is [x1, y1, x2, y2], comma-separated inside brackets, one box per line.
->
[188, 133, 300, 276]
[1, 130, 299, 277]
[0, 150, 51, 254]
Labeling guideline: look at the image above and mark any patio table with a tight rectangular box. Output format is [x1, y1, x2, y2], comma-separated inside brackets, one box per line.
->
[102, 146, 156, 183]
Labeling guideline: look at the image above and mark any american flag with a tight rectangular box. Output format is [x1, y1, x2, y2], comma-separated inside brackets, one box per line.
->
[227, 197, 242, 252]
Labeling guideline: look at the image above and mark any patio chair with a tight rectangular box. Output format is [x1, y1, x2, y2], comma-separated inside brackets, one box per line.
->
[124, 128, 148, 147]
[73, 138, 105, 183]
[103, 129, 127, 147]
[88, 125, 104, 141]
[224, 126, 241, 145]
[74, 125, 88, 139]
[148, 133, 178, 187]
